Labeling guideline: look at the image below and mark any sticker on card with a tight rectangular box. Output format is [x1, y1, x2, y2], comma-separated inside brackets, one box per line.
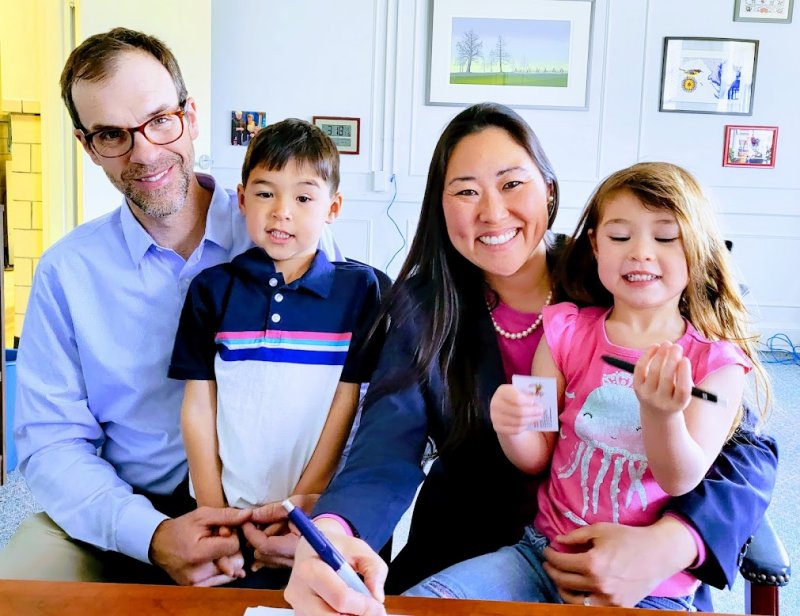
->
[511, 375, 559, 432]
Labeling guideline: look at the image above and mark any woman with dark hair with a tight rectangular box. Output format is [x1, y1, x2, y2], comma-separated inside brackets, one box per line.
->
[280, 103, 776, 615]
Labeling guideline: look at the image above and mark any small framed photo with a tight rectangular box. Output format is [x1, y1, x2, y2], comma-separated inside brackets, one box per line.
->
[312, 116, 360, 155]
[723, 125, 778, 168]
[231, 111, 267, 147]
[734, 0, 793, 23]
[659, 37, 758, 115]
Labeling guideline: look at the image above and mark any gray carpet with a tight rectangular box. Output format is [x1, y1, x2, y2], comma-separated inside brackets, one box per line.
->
[1, 362, 797, 614]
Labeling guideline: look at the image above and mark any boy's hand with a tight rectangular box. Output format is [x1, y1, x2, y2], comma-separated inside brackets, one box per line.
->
[213, 525, 246, 579]
[490, 383, 545, 436]
[243, 494, 321, 571]
[634, 343, 693, 419]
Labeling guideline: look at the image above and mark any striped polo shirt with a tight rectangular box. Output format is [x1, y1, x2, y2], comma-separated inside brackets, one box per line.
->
[169, 247, 382, 508]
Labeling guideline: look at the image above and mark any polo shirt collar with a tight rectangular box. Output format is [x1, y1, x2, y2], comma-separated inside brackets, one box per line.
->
[237, 247, 335, 298]
[120, 173, 233, 265]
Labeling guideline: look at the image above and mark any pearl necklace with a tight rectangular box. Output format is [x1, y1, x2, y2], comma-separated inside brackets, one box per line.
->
[487, 290, 553, 340]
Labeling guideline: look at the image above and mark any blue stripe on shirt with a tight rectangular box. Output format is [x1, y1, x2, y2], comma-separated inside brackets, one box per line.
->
[218, 346, 350, 366]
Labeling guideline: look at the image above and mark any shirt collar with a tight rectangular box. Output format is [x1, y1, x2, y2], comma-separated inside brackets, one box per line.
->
[120, 197, 156, 265]
[198, 173, 235, 253]
[235, 247, 336, 298]
[120, 173, 233, 265]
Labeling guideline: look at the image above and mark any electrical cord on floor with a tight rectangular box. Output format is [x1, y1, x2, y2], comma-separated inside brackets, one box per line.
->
[760, 333, 800, 366]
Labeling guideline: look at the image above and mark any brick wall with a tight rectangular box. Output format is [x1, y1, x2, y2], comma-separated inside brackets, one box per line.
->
[6, 111, 43, 340]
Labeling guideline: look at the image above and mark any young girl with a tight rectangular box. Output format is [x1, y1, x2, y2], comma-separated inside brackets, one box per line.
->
[404, 162, 771, 611]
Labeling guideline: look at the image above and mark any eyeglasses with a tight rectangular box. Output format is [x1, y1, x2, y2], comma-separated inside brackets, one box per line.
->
[82, 101, 188, 158]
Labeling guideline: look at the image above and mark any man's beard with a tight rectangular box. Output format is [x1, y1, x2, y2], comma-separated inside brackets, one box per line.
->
[109, 154, 192, 219]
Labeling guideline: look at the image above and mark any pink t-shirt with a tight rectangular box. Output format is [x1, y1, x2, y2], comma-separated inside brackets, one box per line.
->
[534, 302, 750, 597]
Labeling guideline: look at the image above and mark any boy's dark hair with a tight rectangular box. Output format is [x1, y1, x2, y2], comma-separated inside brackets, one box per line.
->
[60, 27, 187, 131]
[241, 119, 340, 193]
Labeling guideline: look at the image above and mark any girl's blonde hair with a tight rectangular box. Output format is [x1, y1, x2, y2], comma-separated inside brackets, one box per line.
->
[558, 162, 770, 431]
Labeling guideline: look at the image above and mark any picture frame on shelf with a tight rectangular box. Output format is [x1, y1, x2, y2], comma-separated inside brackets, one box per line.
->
[659, 37, 758, 115]
[723, 125, 778, 168]
[427, 0, 593, 108]
[312, 116, 360, 155]
[734, 0, 793, 23]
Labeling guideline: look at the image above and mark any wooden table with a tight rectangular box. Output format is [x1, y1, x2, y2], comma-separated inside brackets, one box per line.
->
[0, 580, 737, 615]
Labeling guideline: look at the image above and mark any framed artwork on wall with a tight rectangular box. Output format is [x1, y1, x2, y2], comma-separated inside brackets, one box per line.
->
[312, 116, 360, 155]
[427, 0, 593, 108]
[659, 37, 758, 115]
[723, 125, 778, 168]
[734, 0, 793, 23]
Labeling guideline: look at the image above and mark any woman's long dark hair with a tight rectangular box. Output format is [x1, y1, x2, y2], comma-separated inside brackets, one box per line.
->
[363, 103, 560, 449]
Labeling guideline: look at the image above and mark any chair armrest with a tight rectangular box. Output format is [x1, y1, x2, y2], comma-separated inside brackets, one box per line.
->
[740, 515, 791, 587]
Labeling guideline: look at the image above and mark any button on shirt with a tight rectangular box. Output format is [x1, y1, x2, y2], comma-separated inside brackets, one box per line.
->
[13, 174, 342, 563]
[168, 248, 382, 509]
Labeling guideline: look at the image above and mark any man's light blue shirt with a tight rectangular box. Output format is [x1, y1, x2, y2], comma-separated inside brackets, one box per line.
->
[14, 174, 341, 563]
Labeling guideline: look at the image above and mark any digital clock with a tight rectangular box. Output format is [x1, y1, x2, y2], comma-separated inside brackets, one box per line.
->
[312, 116, 360, 155]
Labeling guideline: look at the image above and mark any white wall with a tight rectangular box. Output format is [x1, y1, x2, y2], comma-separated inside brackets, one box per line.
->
[79, 0, 212, 221]
[210, 0, 800, 341]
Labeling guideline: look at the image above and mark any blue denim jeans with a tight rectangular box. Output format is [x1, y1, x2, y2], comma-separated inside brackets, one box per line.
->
[403, 526, 696, 611]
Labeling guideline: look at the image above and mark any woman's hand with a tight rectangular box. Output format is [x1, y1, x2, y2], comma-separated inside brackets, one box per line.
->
[284, 519, 387, 616]
[490, 384, 544, 436]
[542, 518, 697, 607]
[634, 342, 694, 419]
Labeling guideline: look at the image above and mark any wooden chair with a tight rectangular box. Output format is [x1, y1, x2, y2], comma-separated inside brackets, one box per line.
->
[741, 514, 791, 615]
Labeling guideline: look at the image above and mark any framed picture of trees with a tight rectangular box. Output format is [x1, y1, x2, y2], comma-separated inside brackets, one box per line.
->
[427, 0, 593, 108]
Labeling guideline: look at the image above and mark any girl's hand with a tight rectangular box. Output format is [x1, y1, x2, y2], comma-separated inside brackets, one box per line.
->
[633, 342, 693, 418]
[490, 384, 545, 436]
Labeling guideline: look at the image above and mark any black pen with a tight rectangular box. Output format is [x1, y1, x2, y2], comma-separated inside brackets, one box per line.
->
[601, 354, 719, 404]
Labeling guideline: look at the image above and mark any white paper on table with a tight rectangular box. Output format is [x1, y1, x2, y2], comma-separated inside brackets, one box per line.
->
[510, 374, 559, 432]
[244, 607, 408, 616]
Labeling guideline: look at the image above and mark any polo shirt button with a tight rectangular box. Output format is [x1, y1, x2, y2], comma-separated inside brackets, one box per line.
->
[274, 293, 284, 302]
[271, 313, 281, 323]
[269, 278, 278, 287]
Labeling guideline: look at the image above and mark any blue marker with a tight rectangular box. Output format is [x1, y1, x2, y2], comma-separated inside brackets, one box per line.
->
[282, 500, 372, 597]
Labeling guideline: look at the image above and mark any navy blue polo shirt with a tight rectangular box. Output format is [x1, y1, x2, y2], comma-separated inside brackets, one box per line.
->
[168, 246, 383, 507]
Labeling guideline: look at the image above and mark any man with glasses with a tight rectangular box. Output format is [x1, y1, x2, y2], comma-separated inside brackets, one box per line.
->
[0, 28, 336, 585]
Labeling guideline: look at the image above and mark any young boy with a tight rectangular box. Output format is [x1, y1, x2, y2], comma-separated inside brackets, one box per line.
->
[168, 119, 383, 584]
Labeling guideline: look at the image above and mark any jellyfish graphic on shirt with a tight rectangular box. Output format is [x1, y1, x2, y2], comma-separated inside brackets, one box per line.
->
[557, 371, 649, 525]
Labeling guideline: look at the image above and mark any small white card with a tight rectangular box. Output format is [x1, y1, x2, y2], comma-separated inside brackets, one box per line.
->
[511, 375, 559, 432]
